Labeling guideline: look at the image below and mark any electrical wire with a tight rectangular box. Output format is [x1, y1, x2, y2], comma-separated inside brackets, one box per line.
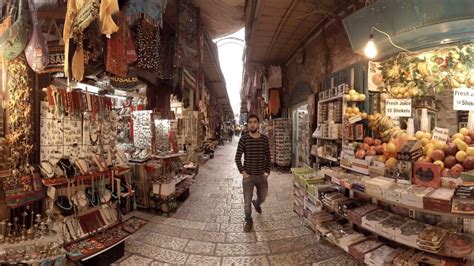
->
[372, 26, 411, 52]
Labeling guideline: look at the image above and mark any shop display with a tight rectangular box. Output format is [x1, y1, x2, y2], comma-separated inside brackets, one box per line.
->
[348, 239, 384, 261]
[271, 119, 291, 166]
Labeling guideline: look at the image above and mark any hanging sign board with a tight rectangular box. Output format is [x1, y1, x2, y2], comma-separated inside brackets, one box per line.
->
[453, 88, 474, 111]
[386, 99, 412, 117]
[432, 127, 449, 142]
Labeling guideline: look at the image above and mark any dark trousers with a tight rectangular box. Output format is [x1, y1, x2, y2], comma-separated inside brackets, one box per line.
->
[242, 175, 268, 222]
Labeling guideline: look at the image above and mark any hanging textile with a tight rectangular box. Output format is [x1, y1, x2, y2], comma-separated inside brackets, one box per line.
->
[127, 0, 167, 27]
[175, 0, 202, 70]
[99, 0, 119, 38]
[268, 65, 282, 88]
[160, 24, 176, 79]
[63, 0, 99, 81]
[134, 18, 160, 73]
[268, 89, 280, 116]
[106, 12, 136, 77]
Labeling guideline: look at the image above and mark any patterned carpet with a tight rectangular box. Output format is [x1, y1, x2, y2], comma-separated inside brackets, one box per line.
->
[113, 138, 363, 265]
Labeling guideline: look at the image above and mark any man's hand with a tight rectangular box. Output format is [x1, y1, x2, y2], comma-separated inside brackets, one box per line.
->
[263, 172, 269, 177]
[242, 171, 250, 179]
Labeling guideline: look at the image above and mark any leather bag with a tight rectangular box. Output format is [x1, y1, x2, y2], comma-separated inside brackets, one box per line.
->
[0, 0, 29, 60]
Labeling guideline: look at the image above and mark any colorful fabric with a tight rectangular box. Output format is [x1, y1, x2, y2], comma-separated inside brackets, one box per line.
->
[175, 0, 201, 70]
[99, 0, 119, 38]
[127, 0, 166, 26]
[268, 65, 282, 88]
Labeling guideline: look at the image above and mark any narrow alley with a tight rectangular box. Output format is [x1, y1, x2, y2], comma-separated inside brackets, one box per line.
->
[114, 140, 360, 265]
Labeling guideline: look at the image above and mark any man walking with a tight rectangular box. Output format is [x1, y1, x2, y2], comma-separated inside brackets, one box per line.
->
[235, 114, 271, 232]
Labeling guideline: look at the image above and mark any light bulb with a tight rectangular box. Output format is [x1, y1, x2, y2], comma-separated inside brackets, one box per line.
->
[364, 34, 377, 59]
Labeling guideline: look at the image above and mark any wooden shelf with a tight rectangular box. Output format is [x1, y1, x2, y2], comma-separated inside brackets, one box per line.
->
[315, 136, 341, 140]
[152, 152, 187, 159]
[324, 172, 474, 219]
[319, 95, 344, 103]
[41, 167, 129, 187]
[312, 154, 338, 162]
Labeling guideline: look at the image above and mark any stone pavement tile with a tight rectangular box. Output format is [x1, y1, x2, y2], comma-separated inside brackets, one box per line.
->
[222, 256, 269, 266]
[226, 232, 257, 243]
[220, 223, 245, 233]
[151, 215, 167, 224]
[201, 231, 227, 243]
[313, 254, 364, 266]
[230, 216, 246, 223]
[143, 223, 184, 237]
[204, 223, 221, 232]
[269, 234, 319, 253]
[162, 218, 207, 230]
[116, 254, 153, 266]
[141, 231, 189, 251]
[253, 219, 299, 232]
[215, 242, 271, 256]
[215, 215, 231, 223]
[270, 211, 298, 221]
[232, 203, 244, 209]
[255, 226, 314, 241]
[185, 255, 222, 265]
[126, 241, 188, 264]
[268, 245, 342, 266]
[184, 240, 216, 255]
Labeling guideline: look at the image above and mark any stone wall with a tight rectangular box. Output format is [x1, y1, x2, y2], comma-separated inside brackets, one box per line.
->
[284, 22, 363, 99]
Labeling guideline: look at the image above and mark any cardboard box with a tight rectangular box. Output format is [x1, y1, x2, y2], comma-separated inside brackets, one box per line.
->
[401, 185, 434, 209]
[397, 160, 413, 184]
[423, 188, 454, 212]
[383, 183, 409, 203]
[413, 162, 441, 188]
[369, 159, 385, 177]
[397, 140, 422, 161]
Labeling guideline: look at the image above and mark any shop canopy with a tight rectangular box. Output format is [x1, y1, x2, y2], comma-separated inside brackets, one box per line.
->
[192, 0, 245, 39]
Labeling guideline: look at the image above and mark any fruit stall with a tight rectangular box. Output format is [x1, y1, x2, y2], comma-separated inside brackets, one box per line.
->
[302, 44, 474, 264]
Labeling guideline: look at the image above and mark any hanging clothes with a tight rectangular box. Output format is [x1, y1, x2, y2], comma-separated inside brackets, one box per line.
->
[268, 65, 282, 88]
[268, 89, 280, 116]
[99, 0, 120, 38]
[106, 12, 136, 77]
[127, 0, 167, 27]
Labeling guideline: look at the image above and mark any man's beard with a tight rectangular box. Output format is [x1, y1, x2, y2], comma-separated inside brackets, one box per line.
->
[250, 129, 258, 133]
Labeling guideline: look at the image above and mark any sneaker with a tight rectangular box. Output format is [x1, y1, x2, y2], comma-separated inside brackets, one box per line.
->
[252, 200, 262, 213]
[244, 221, 253, 232]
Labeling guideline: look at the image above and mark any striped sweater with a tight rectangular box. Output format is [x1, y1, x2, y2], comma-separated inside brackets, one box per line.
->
[235, 133, 271, 175]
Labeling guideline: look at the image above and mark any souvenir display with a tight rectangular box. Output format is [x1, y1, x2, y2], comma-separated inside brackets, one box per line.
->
[348, 239, 384, 261]
[364, 245, 400, 266]
[272, 119, 291, 166]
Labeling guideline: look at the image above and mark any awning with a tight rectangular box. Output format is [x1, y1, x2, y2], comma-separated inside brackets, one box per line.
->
[192, 0, 245, 39]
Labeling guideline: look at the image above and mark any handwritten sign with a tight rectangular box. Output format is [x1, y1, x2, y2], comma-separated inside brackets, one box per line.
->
[432, 127, 449, 142]
[386, 99, 412, 117]
[349, 115, 362, 124]
[453, 88, 474, 110]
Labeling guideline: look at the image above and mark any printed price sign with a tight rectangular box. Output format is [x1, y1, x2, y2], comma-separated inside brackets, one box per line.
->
[432, 127, 449, 142]
[386, 99, 412, 117]
[348, 115, 362, 124]
[454, 88, 474, 110]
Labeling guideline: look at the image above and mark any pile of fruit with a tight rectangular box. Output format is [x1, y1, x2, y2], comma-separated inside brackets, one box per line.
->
[343, 89, 366, 102]
[416, 128, 474, 178]
[345, 106, 367, 120]
[354, 137, 403, 169]
[367, 113, 406, 142]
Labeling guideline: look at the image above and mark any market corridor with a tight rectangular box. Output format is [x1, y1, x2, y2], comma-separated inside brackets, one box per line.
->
[115, 139, 361, 265]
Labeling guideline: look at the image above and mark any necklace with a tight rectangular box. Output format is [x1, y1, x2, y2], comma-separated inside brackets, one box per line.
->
[39, 161, 55, 178]
[89, 121, 100, 145]
[58, 159, 75, 178]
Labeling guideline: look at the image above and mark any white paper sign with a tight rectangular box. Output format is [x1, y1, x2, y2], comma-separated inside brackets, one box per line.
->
[349, 115, 362, 124]
[386, 99, 412, 117]
[432, 127, 449, 142]
[453, 88, 474, 110]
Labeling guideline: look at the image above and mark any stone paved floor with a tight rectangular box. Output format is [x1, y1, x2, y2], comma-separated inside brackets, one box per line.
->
[114, 138, 362, 265]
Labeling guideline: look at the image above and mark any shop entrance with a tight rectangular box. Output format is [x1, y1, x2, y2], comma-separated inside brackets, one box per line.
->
[291, 102, 308, 167]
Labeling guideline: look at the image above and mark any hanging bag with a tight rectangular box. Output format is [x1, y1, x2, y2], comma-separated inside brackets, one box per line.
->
[0, 0, 29, 60]
[25, 0, 49, 72]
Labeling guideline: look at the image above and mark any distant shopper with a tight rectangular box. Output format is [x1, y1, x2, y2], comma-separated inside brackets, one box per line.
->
[234, 114, 271, 232]
[228, 126, 234, 142]
[241, 123, 248, 136]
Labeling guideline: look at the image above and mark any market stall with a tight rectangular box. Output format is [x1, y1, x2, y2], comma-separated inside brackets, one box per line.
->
[297, 44, 474, 263]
